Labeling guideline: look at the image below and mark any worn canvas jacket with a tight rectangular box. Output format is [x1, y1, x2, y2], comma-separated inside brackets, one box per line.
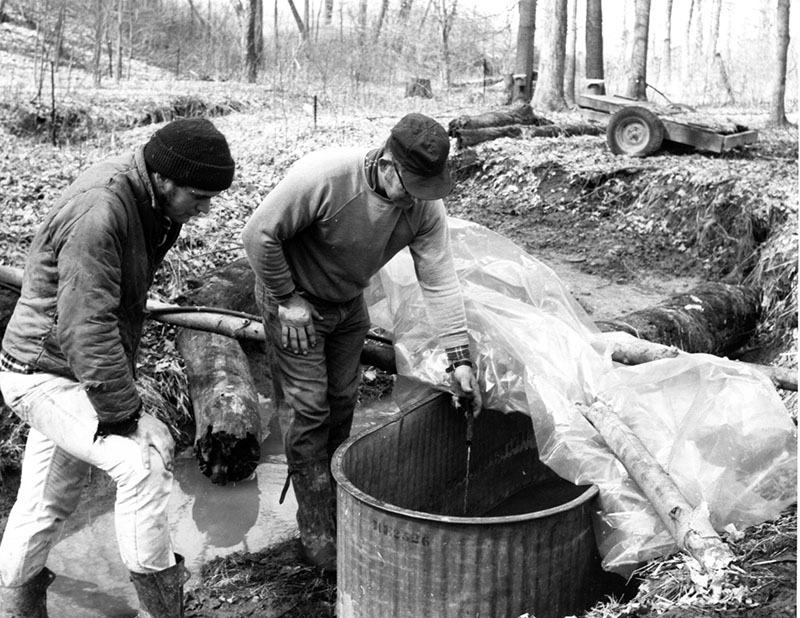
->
[2, 146, 181, 425]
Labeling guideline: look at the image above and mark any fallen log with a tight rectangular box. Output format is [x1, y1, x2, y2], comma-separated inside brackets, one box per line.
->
[448, 104, 552, 135]
[176, 259, 268, 485]
[455, 125, 522, 148]
[454, 122, 605, 148]
[595, 331, 797, 391]
[176, 329, 262, 485]
[578, 400, 735, 577]
[526, 123, 605, 138]
[595, 282, 761, 357]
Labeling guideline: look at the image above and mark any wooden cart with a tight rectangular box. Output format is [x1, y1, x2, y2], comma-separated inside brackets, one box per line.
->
[576, 92, 759, 157]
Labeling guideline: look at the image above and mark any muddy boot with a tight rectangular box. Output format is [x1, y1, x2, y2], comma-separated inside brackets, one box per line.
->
[0, 567, 56, 618]
[290, 460, 337, 572]
[130, 554, 189, 618]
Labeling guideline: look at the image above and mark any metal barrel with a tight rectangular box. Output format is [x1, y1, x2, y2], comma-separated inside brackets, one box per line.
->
[332, 391, 606, 618]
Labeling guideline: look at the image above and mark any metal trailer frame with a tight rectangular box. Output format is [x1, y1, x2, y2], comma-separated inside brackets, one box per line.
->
[576, 93, 759, 155]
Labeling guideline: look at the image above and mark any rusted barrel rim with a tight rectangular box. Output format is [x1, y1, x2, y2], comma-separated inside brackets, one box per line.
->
[332, 410, 600, 526]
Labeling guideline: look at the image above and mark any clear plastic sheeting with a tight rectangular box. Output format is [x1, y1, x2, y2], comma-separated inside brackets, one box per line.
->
[365, 218, 797, 576]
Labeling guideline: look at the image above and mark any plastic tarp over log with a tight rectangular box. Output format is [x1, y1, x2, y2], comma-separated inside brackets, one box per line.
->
[364, 218, 797, 576]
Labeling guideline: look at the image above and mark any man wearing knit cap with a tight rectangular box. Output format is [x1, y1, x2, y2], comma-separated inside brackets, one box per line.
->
[0, 117, 235, 617]
[242, 113, 481, 572]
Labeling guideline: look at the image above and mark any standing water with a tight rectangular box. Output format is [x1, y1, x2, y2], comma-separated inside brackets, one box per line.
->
[43, 396, 400, 617]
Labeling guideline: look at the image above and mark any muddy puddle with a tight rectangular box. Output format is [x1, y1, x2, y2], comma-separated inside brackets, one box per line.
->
[44, 396, 400, 617]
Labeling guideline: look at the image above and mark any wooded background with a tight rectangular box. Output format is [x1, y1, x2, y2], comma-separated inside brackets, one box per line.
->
[1, 0, 795, 120]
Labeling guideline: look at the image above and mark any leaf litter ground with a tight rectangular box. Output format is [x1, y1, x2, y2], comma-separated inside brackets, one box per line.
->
[0, 84, 797, 617]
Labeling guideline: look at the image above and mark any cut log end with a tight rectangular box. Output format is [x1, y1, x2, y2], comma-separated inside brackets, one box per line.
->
[195, 425, 261, 485]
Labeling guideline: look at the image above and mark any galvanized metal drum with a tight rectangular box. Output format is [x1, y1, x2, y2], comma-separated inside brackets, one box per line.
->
[332, 390, 605, 618]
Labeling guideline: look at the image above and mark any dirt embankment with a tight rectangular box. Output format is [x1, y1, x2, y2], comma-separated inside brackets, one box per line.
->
[0, 96, 796, 618]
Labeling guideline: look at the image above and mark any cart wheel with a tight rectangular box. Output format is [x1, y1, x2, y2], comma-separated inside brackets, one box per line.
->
[607, 106, 664, 157]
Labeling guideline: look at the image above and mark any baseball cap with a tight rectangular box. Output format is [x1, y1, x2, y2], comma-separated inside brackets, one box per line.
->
[387, 113, 453, 200]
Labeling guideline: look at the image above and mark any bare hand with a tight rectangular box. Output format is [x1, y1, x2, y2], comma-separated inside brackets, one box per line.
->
[278, 295, 323, 355]
[450, 364, 483, 415]
[132, 412, 175, 472]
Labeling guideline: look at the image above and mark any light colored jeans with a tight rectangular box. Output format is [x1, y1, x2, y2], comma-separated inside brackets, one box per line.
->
[0, 370, 175, 586]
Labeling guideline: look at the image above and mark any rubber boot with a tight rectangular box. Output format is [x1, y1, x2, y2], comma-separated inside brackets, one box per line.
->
[290, 460, 337, 572]
[130, 554, 189, 618]
[0, 567, 56, 618]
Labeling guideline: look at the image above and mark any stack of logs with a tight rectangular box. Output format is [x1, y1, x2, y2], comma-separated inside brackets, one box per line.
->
[447, 104, 605, 149]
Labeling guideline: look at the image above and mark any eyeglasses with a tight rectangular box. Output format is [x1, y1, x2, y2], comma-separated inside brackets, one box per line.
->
[391, 161, 411, 196]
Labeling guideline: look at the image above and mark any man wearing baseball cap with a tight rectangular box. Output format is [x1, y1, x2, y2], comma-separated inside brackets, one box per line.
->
[0, 117, 234, 617]
[242, 113, 481, 572]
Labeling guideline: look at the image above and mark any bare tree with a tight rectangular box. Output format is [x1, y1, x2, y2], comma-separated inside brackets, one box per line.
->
[324, 0, 333, 25]
[114, 0, 124, 82]
[682, 0, 694, 84]
[625, 0, 650, 100]
[374, 0, 389, 42]
[287, 0, 307, 40]
[357, 0, 367, 46]
[513, 0, 536, 103]
[244, 0, 263, 82]
[661, 0, 672, 86]
[564, 0, 576, 104]
[585, 0, 604, 91]
[709, 0, 733, 104]
[770, 0, 792, 126]
[531, 0, 567, 111]
[435, 0, 458, 88]
[92, 0, 105, 86]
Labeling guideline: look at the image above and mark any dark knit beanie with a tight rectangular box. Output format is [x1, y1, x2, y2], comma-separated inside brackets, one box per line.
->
[144, 118, 235, 191]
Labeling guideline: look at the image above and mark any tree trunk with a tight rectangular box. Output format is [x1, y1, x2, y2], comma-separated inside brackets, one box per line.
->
[682, 0, 694, 87]
[448, 104, 552, 133]
[595, 331, 797, 391]
[244, 0, 263, 83]
[392, 0, 414, 52]
[770, 0, 791, 126]
[707, 0, 734, 104]
[405, 78, 433, 98]
[578, 400, 734, 577]
[177, 329, 262, 485]
[595, 282, 761, 357]
[437, 0, 458, 88]
[513, 0, 536, 103]
[114, 0, 123, 82]
[584, 0, 604, 90]
[454, 123, 603, 149]
[531, 0, 568, 111]
[563, 0, 577, 105]
[625, 0, 650, 100]
[92, 0, 104, 86]
[374, 0, 389, 42]
[286, 0, 306, 40]
[454, 126, 523, 148]
[174, 259, 267, 486]
[662, 0, 672, 86]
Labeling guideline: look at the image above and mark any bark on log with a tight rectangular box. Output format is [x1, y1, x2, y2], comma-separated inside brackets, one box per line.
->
[454, 122, 604, 148]
[455, 125, 522, 148]
[176, 329, 262, 485]
[595, 331, 797, 391]
[178, 259, 266, 485]
[526, 123, 605, 138]
[578, 400, 735, 577]
[595, 282, 761, 357]
[448, 104, 552, 135]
